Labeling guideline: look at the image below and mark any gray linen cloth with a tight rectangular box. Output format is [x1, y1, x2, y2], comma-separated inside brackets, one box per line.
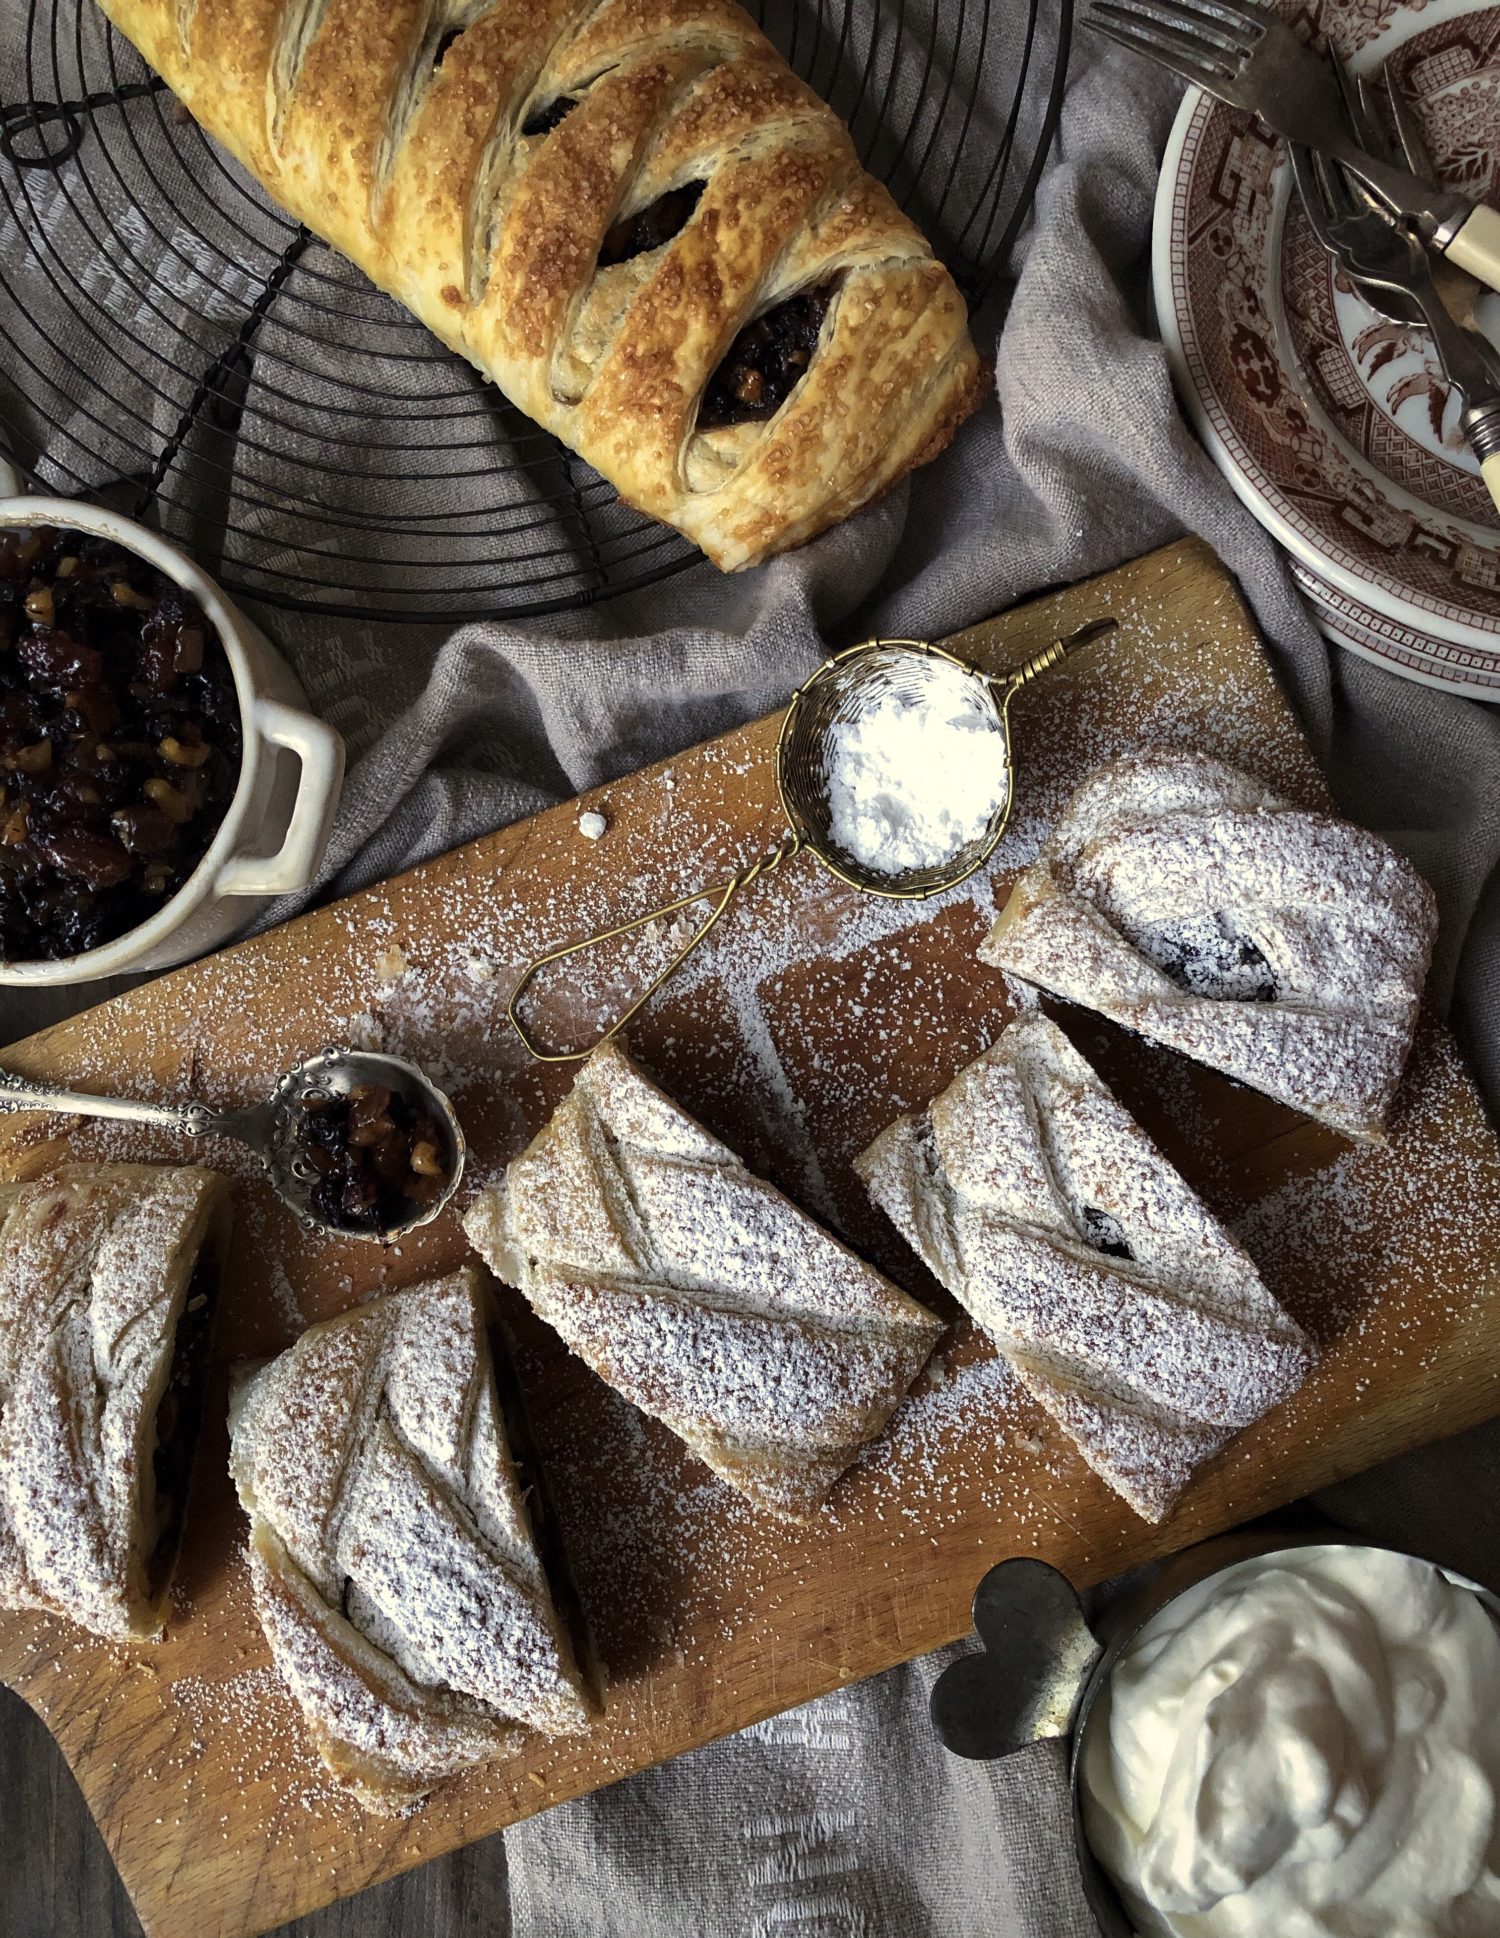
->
[2, 4, 1500, 1934]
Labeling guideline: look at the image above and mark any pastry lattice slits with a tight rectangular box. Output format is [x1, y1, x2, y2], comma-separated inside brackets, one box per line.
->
[0, 1163, 232, 1641]
[857, 1015, 1316, 1523]
[228, 1266, 594, 1813]
[464, 1041, 945, 1522]
[97, 0, 985, 569]
[981, 753, 1437, 1143]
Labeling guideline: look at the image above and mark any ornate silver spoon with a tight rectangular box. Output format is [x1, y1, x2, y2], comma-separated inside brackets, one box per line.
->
[0, 1045, 465, 1241]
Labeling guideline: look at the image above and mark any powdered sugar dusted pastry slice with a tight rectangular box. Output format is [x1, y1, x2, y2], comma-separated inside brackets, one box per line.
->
[464, 1041, 944, 1522]
[980, 752, 1436, 1142]
[0, 1163, 232, 1641]
[228, 1266, 593, 1814]
[856, 1015, 1314, 1521]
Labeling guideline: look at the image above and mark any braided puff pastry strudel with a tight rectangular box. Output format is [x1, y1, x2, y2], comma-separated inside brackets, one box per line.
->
[463, 1041, 944, 1521]
[857, 1015, 1315, 1522]
[94, 0, 986, 570]
[981, 753, 1437, 1142]
[228, 1267, 593, 1814]
[0, 1163, 232, 1641]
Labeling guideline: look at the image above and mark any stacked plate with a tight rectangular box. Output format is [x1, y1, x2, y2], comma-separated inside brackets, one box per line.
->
[1154, 0, 1500, 698]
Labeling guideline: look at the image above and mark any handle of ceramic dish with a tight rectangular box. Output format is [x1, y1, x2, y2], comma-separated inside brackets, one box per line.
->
[1447, 205, 1500, 295]
[216, 699, 345, 899]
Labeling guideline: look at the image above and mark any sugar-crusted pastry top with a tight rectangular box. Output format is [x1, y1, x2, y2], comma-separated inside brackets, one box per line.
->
[857, 1014, 1315, 1521]
[464, 1040, 944, 1521]
[981, 752, 1436, 1141]
[93, 0, 985, 571]
[229, 1266, 592, 1813]
[0, 1163, 231, 1641]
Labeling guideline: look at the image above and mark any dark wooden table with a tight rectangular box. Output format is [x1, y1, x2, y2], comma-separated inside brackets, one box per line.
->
[0, 986, 514, 1938]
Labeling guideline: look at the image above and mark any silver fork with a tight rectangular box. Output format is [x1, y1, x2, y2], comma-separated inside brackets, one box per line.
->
[1292, 140, 1500, 515]
[1369, 65, 1486, 332]
[1085, 0, 1500, 290]
[1330, 49, 1500, 389]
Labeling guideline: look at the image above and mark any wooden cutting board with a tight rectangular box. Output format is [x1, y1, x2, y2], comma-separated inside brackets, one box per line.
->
[2, 536, 1498, 1938]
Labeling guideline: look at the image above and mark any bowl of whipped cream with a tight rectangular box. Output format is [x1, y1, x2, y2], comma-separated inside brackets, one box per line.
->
[933, 1531, 1500, 1937]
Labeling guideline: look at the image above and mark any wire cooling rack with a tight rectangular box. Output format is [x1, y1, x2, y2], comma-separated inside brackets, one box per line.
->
[0, 0, 1069, 624]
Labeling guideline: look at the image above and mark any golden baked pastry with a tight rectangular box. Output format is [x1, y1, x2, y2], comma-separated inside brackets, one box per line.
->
[95, 0, 986, 570]
[464, 1041, 944, 1520]
[857, 1015, 1315, 1522]
[981, 753, 1437, 1142]
[228, 1266, 593, 1814]
[0, 1163, 232, 1641]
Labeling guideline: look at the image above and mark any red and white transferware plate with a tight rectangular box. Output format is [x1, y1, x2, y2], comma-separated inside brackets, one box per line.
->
[1155, 0, 1500, 699]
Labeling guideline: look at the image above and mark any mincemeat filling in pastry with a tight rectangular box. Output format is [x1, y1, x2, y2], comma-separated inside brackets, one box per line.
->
[147, 1248, 219, 1598]
[981, 752, 1437, 1142]
[0, 1162, 233, 1641]
[858, 1015, 1316, 1523]
[90, 0, 986, 570]
[463, 1039, 945, 1522]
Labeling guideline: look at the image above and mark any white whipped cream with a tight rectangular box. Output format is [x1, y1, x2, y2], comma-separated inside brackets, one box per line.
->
[1080, 1545, 1500, 1938]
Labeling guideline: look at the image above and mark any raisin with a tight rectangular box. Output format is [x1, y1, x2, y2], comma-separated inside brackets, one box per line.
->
[31, 826, 133, 889]
[0, 525, 241, 963]
[699, 287, 835, 430]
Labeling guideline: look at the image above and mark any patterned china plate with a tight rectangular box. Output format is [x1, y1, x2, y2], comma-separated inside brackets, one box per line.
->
[1154, 0, 1500, 699]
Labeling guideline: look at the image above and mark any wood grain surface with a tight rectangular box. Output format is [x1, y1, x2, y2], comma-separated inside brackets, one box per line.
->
[2, 537, 1498, 1938]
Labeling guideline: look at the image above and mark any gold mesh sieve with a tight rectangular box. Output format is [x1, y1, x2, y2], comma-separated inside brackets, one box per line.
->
[507, 618, 1116, 1061]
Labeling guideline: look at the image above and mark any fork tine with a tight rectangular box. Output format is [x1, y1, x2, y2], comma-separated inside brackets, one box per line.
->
[1326, 45, 1380, 154]
[1353, 74, 1395, 161]
[1086, 7, 1239, 81]
[1327, 44, 1360, 122]
[1157, 0, 1268, 34]
[1104, 0, 1248, 53]
[1313, 146, 1360, 225]
[1380, 65, 1438, 183]
[1288, 142, 1335, 248]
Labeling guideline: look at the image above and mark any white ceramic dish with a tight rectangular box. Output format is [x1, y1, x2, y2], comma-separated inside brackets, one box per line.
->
[0, 452, 344, 985]
[1153, 0, 1500, 700]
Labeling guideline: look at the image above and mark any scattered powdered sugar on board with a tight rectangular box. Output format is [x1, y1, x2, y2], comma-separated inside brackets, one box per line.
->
[266, 1256, 304, 1341]
[169, 1663, 365, 1837]
[1235, 1029, 1496, 1357]
[2, 562, 1497, 1924]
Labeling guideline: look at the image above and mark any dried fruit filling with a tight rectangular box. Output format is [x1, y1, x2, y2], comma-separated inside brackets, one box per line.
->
[290, 1082, 452, 1234]
[0, 525, 242, 960]
[699, 286, 834, 429]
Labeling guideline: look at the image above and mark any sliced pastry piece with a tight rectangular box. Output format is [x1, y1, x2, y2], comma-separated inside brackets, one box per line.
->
[463, 1041, 944, 1522]
[855, 1015, 1315, 1521]
[980, 752, 1436, 1142]
[228, 1266, 593, 1814]
[94, 0, 985, 571]
[0, 1163, 232, 1641]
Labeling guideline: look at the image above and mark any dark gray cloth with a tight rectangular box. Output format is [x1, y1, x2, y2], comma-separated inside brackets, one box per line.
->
[2, 3, 1499, 1933]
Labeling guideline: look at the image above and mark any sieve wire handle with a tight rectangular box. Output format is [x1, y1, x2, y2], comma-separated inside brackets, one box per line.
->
[991, 617, 1119, 697]
[507, 830, 805, 1063]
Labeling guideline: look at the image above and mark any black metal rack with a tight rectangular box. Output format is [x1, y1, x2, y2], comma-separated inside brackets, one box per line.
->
[0, 0, 1069, 624]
